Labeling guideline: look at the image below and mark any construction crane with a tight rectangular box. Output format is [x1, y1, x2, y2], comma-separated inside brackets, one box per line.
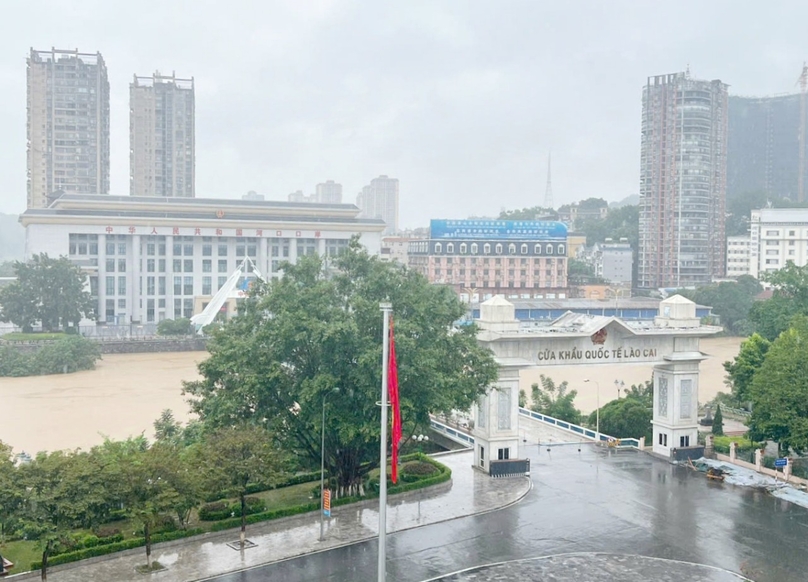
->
[798, 63, 807, 202]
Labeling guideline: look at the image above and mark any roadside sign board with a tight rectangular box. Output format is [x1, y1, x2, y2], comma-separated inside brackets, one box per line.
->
[323, 489, 331, 517]
[775, 458, 788, 468]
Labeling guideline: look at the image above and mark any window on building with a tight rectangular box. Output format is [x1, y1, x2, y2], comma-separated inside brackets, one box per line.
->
[484, 243, 491, 254]
[218, 242, 228, 256]
[765, 230, 780, 236]
[434, 242, 442, 254]
[558, 244, 565, 255]
[203, 259, 212, 272]
[497, 448, 510, 460]
[118, 276, 126, 296]
[159, 259, 166, 272]
[147, 243, 156, 256]
[173, 259, 182, 272]
[680, 435, 690, 447]
[106, 299, 115, 323]
[106, 258, 115, 272]
[495, 243, 503, 254]
[471, 243, 478, 254]
[118, 259, 126, 272]
[105, 276, 114, 296]
[460, 243, 467, 254]
[174, 298, 182, 318]
[146, 299, 155, 323]
[118, 242, 126, 255]
[146, 277, 155, 295]
[183, 298, 193, 318]
[106, 241, 116, 255]
[202, 276, 212, 295]
[202, 244, 212, 256]
[218, 259, 228, 272]
[508, 243, 516, 255]
[520, 244, 528, 254]
[218, 276, 227, 290]
[118, 298, 126, 310]
[159, 277, 166, 295]
[534, 244, 541, 254]
[147, 259, 155, 272]
[297, 238, 316, 257]
[447, 243, 454, 254]
[183, 276, 193, 296]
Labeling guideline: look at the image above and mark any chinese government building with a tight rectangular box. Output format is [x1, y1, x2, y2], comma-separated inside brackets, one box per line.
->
[21, 195, 384, 326]
[408, 219, 569, 301]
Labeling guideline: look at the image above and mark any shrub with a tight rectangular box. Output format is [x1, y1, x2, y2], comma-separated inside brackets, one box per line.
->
[153, 514, 178, 533]
[157, 318, 193, 336]
[401, 461, 438, 477]
[94, 526, 121, 538]
[199, 502, 231, 522]
[0, 336, 101, 377]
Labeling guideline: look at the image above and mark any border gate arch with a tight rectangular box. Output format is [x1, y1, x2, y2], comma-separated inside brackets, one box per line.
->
[471, 295, 721, 473]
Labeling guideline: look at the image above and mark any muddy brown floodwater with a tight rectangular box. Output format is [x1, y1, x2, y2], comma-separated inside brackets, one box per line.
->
[0, 351, 206, 455]
[0, 337, 744, 455]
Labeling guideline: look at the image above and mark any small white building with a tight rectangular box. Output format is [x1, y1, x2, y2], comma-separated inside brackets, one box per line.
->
[750, 208, 808, 279]
[21, 194, 384, 326]
[591, 238, 633, 285]
[726, 234, 751, 278]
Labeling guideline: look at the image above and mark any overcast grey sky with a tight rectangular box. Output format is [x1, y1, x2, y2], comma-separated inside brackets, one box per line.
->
[0, 1, 805, 227]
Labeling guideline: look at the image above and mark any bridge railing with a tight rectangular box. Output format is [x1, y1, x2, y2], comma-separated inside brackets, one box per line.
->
[429, 418, 474, 448]
[518, 407, 641, 449]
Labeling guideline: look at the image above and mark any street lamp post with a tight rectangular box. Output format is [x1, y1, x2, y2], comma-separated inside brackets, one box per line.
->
[319, 388, 339, 542]
[614, 379, 624, 399]
[585, 379, 600, 442]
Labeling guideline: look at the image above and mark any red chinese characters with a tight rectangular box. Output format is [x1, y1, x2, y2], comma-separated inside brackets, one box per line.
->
[194, 228, 201, 235]
[295, 231, 302, 237]
[105, 226, 114, 234]
[276, 231, 282, 237]
[150, 228, 158, 235]
[314, 231, 321, 238]
[256, 229, 263, 237]
[128, 226, 136, 234]
[236, 229, 243, 236]
[173, 227, 180, 235]
[216, 229, 223, 236]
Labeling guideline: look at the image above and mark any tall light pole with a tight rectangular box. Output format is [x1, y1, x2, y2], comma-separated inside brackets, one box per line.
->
[585, 379, 600, 442]
[319, 387, 339, 542]
[614, 379, 624, 399]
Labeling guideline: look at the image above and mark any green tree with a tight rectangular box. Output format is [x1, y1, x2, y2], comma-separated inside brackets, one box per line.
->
[529, 375, 581, 424]
[198, 425, 289, 547]
[588, 397, 652, 441]
[712, 405, 725, 436]
[723, 333, 771, 405]
[157, 318, 193, 336]
[153, 409, 183, 443]
[567, 258, 605, 285]
[0, 254, 94, 332]
[91, 436, 178, 571]
[676, 276, 762, 336]
[747, 315, 808, 454]
[749, 262, 808, 341]
[0, 441, 21, 543]
[17, 450, 107, 581]
[183, 240, 498, 495]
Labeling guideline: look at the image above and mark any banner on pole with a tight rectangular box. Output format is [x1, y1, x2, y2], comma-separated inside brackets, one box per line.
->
[323, 488, 331, 517]
[388, 316, 402, 483]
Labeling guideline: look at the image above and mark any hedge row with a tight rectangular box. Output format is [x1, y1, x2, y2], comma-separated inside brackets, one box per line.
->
[51, 532, 125, 557]
[30, 528, 205, 570]
[28, 454, 450, 571]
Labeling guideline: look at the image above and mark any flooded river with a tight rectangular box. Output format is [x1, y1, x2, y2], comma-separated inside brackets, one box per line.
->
[0, 336, 744, 455]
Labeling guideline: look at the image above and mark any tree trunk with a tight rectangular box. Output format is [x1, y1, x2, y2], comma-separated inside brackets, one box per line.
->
[144, 521, 152, 569]
[240, 492, 247, 547]
[40, 541, 50, 582]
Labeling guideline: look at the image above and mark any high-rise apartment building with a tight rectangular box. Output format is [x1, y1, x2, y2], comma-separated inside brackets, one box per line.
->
[130, 72, 195, 197]
[728, 94, 804, 203]
[356, 175, 399, 235]
[27, 48, 110, 209]
[315, 180, 342, 203]
[638, 72, 729, 289]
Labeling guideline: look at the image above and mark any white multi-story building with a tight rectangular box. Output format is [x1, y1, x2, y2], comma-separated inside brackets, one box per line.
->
[590, 238, 633, 285]
[357, 175, 399, 235]
[749, 208, 808, 279]
[21, 195, 384, 325]
[726, 234, 751, 278]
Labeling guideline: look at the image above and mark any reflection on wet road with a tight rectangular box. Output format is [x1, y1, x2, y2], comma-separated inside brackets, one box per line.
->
[207, 445, 808, 582]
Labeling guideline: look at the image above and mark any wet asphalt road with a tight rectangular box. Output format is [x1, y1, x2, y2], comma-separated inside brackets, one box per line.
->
[205, 445, 808, 582]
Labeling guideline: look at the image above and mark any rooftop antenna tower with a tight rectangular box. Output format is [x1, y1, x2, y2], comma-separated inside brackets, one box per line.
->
[544, 151, 553, 210]
[798, 62, 808, 202]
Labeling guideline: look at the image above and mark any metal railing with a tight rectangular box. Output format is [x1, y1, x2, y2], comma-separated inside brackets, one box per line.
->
[518, 407, 641, 449]
[429, 418, 474, 448]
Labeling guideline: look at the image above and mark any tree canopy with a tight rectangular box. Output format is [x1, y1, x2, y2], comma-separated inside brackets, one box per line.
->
[722, 333, 770, 405]
[749, 262, 808, 341]
[498, 206, 557, 220]
[183, 240, 498, 493]
[587, 380, 652, 440]
[675, 275, 762, 335]
[528, 375, 581, 424]
[0, 254, 94, 332]
[747, 315, 808, 454]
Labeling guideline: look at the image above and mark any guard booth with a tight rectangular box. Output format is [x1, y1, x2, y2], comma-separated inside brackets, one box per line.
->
[470, 295, 720, 473]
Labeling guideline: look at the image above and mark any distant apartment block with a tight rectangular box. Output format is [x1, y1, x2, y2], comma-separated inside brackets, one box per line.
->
[381, 235, 421, 265]
[726, 235, 751, 278]
[357, 175, 399, 235]
[592, 239, 633, 285]
[27, 48, 110, 209]
[316, 180, 342, 204]
[749, 208, 808, 279]
[638, 72, 728, 289]
[130, 72, 195, 197]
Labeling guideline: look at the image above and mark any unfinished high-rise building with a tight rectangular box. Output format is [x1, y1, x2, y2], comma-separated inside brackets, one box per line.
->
[27, 48, 110, 209]
[130, 72, 195, 197]
[727, 94, 806, 202]
[638, 72, 728, 289]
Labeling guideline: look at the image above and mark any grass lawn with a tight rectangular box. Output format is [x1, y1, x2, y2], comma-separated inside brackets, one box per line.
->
[1, 539, 41, 574]
[1, 332, 65, 341]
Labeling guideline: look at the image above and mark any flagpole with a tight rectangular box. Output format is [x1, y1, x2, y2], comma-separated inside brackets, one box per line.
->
[378, 302, 392, 582]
